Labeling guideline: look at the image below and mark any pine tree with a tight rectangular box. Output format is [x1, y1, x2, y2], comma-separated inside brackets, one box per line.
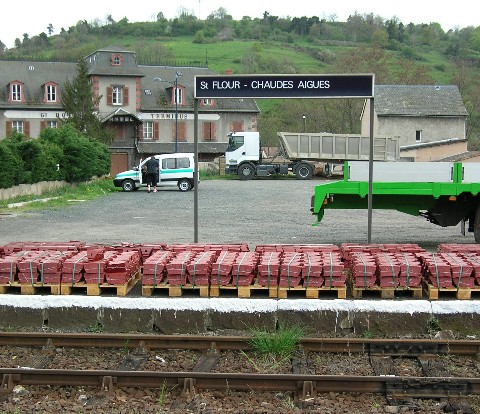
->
[61, 59, 115, 144]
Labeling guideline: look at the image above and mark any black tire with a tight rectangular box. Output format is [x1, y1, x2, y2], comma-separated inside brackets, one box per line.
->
[295, 163, 313, 180]
[178, 179, 192, 192]
[121, 179, 135, 192]
[474, 205, 480, 243]
[238, 163, 255, 180]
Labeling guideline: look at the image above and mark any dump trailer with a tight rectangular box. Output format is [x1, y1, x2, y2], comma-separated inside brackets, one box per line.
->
[225, 131, 399, 180]
[311, 161, 480, 242]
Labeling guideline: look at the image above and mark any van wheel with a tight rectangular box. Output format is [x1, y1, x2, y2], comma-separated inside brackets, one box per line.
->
[122, 179, 135, 192]
[178, 179, 192, 192]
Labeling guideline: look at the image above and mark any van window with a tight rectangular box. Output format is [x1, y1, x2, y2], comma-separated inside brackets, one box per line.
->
[162, 157, 190, 169]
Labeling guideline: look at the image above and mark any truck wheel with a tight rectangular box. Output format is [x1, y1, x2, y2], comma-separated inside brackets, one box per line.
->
[178, 179, 192, 192]
[238, 163, 255, 180]
[122, 179, 135, 192]
[474, 205, 480, 243]
[295, 163, 313, 180]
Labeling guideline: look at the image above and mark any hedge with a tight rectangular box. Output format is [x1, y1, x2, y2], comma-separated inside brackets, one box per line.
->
[0, 124, 111, 189]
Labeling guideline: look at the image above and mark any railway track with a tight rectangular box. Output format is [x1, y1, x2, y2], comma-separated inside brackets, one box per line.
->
[1, 332, 480, 410]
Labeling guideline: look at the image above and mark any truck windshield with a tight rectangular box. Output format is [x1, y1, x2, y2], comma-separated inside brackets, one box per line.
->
[226, 135, 244, 152]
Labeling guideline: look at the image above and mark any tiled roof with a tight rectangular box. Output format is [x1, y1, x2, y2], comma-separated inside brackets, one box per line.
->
[0, 49, 260, 113]
[375, 85, 468, 117]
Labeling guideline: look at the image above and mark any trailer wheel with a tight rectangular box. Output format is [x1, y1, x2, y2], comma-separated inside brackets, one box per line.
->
[295, 163, 313, 180]
[474, 205, 480, 243]
[238, 163, 255, 180]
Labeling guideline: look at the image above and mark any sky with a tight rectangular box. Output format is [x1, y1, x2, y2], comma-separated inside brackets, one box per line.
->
[1, 0, 478, 49]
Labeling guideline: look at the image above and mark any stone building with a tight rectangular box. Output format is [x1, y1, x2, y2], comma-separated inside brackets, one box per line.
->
[0, 48, 260, 175]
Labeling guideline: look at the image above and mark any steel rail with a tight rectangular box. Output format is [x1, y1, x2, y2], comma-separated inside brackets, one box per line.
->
[2, 369, 480, 399]
[0, 332, 478, 356]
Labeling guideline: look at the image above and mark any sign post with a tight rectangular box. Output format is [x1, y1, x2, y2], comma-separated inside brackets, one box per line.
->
[193, 74, 375, 243]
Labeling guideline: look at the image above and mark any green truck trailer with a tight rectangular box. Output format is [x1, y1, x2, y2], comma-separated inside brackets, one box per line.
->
[311, 161, 480, 242]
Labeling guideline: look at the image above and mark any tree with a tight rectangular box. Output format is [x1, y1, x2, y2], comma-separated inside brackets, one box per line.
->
[61, 59, 115, 144]
[47, 23, 54, 36]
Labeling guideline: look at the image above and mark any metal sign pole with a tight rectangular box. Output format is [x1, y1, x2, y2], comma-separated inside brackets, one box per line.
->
[367, 97, 374, 244]
[194, 99, 199, 243]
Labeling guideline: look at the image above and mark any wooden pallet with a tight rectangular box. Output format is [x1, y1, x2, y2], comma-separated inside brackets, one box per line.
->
[278, 285, 347, 299]
[60, 272, 140, 296]
[209, 284, 278, 298]
[351, 284, 423, 299]
[142, 282, 209, 297]
[423, 282, 476, 300]
[0, 282, 61, 295]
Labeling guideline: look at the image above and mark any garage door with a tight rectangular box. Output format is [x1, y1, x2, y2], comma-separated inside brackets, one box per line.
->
[110, 153, 128, 176]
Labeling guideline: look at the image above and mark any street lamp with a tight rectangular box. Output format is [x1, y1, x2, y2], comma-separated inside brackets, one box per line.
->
[154, 71, 183, 152]
[302, 115, 306, 133]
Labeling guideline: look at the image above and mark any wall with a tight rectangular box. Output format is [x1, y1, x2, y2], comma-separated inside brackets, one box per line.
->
[0, 180, 68, 201]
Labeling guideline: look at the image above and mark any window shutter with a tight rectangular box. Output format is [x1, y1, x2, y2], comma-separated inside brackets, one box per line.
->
[123, 87, 129, 105]
[6, 121, 12, 136]
[24, 121, 30, 136]
[40, 121, 46, 130]
[178, 122, 187, 141]
[138, 124, 143, 140]
[107, 87, 113, 105]
[202, 122, 210, 140]
[211, 123, 217, 140]
[153, 122, 159, 140]
[230, 121, 243, 132]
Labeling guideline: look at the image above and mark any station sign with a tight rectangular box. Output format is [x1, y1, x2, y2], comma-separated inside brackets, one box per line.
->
[194, 74, 374, 99]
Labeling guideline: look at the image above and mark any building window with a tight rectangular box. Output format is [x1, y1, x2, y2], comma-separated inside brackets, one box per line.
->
[174, 87, 183, 105]
[47, 120, 58, 128]
[45, 84, 57, 102]
[12, 121, 23, 133]
[111, 54, 123, 66]
[201, 99, 212, 106]
[112, 86, 123, 105]
[11, 83, 22, 101]
[144, 121, 153, 139]
[415, 130, 422, 142]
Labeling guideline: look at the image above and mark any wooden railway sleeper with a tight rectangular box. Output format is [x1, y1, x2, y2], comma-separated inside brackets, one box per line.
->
[386, 378, 469, 399]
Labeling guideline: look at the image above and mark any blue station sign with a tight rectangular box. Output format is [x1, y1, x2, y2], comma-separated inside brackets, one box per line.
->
[194, 74, 374, 99]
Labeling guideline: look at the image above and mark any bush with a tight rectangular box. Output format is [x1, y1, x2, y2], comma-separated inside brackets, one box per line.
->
[0, 124, 111, 188]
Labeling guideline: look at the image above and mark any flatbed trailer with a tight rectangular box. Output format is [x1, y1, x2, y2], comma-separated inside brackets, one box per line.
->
[311, 161, 480, 242]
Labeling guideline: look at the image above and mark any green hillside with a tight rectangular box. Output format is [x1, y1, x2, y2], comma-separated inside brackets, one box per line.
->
[1, 13, 479, 146]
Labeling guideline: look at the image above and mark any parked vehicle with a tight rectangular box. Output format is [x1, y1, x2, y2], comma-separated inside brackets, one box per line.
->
[224, 131, 399, 180]
[311, 160, 480, 242]
[113, 153, 195, 192]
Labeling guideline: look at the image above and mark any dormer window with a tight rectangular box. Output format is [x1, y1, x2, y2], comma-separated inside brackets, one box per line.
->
[172, 86, 184, 105]
[9, 82, 24, 102]
[111, 53, 123, 66]
[44, 82, 59, 103]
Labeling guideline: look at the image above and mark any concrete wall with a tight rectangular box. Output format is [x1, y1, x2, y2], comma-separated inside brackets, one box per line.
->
[400, 139, 468, 161]
[0, 180, 68, 201]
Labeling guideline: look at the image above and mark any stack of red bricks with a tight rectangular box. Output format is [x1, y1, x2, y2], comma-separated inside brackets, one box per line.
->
[230, 252, 260, 286]
[104, 251, 141, 285]
[254, 245, 344, 289]
[418, 252, 474, 288]
[185, 251, 218, 286]
[0, 250, 74, 285]
[142, 250, 176, 286]
[211, 251, 241, 286]
[342, 244, 425, 289]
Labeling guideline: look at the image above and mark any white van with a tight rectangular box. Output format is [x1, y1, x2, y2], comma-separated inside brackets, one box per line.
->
[113, 153, 195, 192]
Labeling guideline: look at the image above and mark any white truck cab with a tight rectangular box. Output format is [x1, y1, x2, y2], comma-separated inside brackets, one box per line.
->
[113, 153, 195, 192]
